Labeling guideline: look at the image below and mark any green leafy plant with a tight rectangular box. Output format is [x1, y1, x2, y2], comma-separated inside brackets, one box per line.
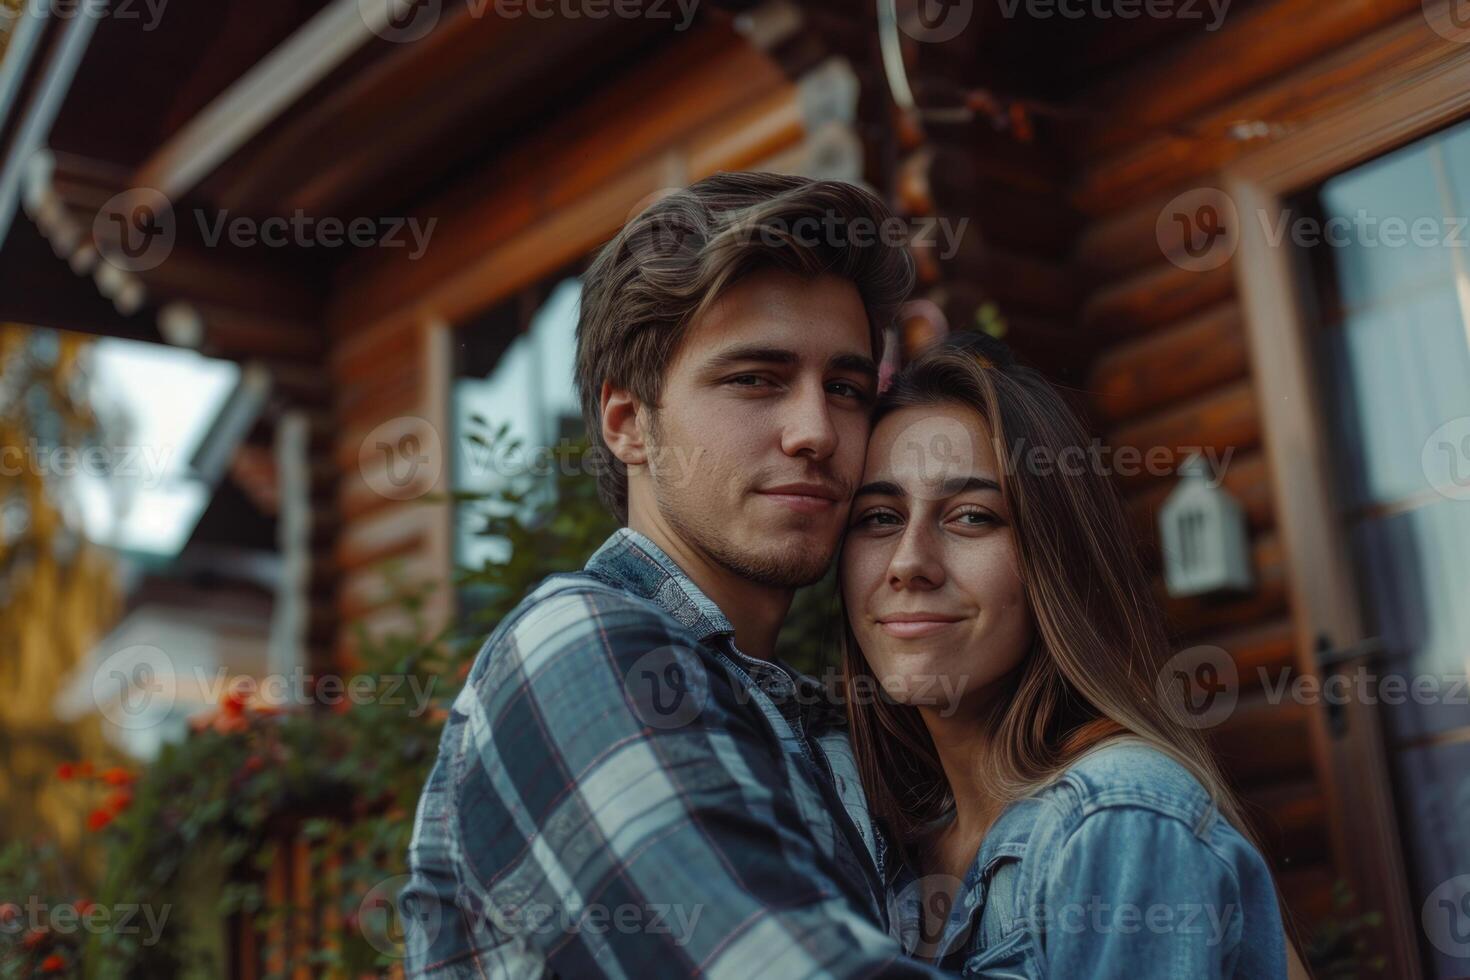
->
[1301, 881, 1386, 979]
[73, 420, 838, 978]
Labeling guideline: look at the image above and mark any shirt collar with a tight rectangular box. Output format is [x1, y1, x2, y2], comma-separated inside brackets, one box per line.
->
[583, 527, 849, 731]
[583, 527, 735, 642]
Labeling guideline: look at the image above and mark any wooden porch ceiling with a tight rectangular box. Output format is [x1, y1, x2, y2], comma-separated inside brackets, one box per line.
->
[50, 1, 682, 228]
[12, 0, 696, 364]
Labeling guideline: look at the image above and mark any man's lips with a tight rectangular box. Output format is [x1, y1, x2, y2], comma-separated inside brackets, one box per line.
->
[756, 483, 842, 513]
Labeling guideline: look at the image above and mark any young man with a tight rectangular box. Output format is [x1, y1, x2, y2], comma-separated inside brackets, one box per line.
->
[405, 172, 948, 977]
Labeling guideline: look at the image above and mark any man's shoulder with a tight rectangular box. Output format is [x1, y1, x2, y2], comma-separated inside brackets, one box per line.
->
[462, 570, 713, 695]
[505, 569, 704, 646]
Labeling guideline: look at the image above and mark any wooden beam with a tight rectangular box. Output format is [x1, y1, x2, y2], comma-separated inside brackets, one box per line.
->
[328, 23, 795, 342]
[1081, 0, 1422, 158]
[131, 0, 414, 200]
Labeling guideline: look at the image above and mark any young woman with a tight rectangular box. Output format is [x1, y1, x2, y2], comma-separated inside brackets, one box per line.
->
[839, 334, 1305, 978]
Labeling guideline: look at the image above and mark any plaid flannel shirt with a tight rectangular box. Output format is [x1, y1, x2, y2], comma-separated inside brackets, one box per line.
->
[404, 527, 950, 978]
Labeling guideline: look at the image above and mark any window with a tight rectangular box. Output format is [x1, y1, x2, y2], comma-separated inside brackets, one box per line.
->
[1296, 116, 1470, 978]
[450, 277, 584, 577]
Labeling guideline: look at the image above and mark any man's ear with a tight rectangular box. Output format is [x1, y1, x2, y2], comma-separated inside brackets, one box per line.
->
[599, 380, 648, 467]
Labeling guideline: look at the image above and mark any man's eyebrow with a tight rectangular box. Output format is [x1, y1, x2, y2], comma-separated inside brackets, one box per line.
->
[702, 345, 799, 370]
[854, 475, 1000, 497]
[828, 352, 878, 381]
[701, 346, 877, 381]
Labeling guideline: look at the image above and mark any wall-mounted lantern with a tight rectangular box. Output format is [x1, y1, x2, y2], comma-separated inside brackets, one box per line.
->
[1159, 453, 1254, 598]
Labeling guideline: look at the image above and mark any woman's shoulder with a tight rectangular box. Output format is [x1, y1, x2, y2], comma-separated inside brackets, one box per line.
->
[1018, 738, 1224, 847]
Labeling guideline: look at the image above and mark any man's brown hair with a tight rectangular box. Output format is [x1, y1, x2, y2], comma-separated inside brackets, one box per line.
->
[575, 171, 916, 522]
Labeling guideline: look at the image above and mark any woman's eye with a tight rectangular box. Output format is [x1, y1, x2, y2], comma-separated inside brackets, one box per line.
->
[854, 510, 901, 527]
[952, 509, 997, 527]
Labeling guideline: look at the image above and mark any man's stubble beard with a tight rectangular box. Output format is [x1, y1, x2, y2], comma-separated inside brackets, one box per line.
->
[652, 465, 836, 590]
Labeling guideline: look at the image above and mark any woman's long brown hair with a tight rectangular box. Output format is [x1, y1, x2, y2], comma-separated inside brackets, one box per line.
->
[841, 340, 1255, 867]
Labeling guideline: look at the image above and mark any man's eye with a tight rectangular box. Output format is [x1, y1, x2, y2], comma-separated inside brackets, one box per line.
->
[854, 509, 901, 527]
[727, 375, 769, 388]
[827, 380, 872, 401]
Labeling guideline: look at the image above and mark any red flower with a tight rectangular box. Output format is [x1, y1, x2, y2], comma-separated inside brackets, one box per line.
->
[56, 762, 75, 781]
[22, 928, 47, 949]
[243, 755, 265, 774]
[41, 953, 65, 973]
[100, 768, 135, 787]
[75, 900, 94, 916]
[104, 790, 133, 814]
[86, 808, 114, 831]
[221, 685, 249, 717]
[0, 902, 20, 925]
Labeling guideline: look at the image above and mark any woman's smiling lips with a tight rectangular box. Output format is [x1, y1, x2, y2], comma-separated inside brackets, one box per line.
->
[876, 613, 965, 638]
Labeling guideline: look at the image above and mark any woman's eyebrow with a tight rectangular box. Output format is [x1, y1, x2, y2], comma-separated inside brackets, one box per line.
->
[937, 475, 1001, 496]
[854, 480, 904, 497]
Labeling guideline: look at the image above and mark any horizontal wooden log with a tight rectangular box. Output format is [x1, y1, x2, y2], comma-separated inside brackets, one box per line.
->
[1073, 180, 1220, 283]
[1242, 779, 1332, 871]
[339, 553, 441, 623]
[335, 501, 438, 577]
[1200, 615, 1297, 691]
[948, 232, 1080, 318]
[923, 122, 1070, 195]
[1108, 378, 1260, 492]
[1088, 302, 1247, 424]
[936, 283, 1096, 381]
[1075, 7, 1470, 215]
[926, 147, 1081, 259]
[1081, 260, 1235, 339]
[1081, 0, 1422, 158]
[1209, 689, 1314, 786]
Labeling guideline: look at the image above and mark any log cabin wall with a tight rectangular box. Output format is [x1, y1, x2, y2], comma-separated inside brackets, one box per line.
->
[1072, 0, 1470, 934]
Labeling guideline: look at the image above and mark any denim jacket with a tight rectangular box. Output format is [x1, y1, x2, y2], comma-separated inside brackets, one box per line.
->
[885, 739, 1288, 979]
